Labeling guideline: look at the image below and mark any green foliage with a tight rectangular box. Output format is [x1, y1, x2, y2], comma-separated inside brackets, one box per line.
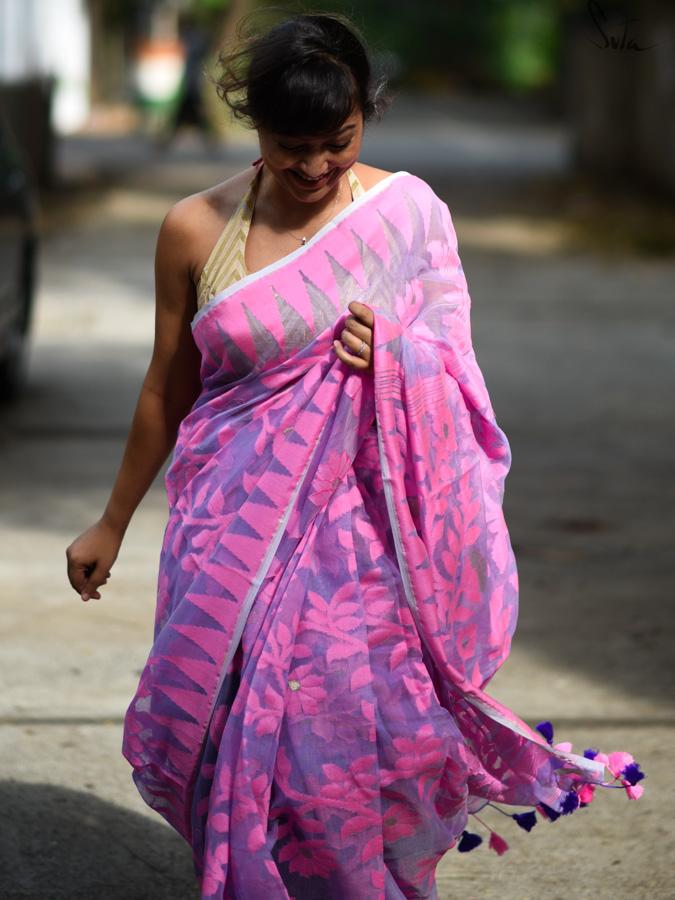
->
[253, 0, 563, 91]
[193, 0, 231, 10]
[486, 1, 560, 89]
[187, 0, 233, 26]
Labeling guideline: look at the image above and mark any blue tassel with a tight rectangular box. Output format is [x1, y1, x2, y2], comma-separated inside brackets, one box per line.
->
[457, 830, 483, 852]
[561, 791, 580, 815]
[621, 762, 645, 785]
[535, 720, 554, 744]
[512, 811, 537, 832]
[538, 802, 560, 822]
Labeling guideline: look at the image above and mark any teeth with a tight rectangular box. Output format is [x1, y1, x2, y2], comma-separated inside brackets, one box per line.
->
[295, 170, 329, 182]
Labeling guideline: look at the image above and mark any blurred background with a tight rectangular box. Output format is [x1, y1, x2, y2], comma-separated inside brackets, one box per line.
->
[0, 1, 673, 898]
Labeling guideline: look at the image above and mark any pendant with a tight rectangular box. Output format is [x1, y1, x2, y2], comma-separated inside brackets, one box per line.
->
[301, 237, 307, 245]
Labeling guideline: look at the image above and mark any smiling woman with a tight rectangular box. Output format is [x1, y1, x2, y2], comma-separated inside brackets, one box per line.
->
[65, 9, 644, 900]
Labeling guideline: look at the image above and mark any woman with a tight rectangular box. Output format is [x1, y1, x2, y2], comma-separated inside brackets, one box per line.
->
[65, 12, 644, 900]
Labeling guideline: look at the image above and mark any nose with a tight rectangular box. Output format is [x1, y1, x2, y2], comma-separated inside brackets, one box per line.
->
[297, 153, 330, 177]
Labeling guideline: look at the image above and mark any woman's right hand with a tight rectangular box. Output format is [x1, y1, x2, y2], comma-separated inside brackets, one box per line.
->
[65, 517, 124, 602]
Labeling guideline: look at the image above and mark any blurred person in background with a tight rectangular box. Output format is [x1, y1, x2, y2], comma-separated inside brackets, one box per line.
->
[157, 12, 216, 149]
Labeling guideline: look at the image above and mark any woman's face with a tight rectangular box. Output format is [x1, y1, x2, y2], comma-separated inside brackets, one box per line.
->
[257, 107, 364, 204]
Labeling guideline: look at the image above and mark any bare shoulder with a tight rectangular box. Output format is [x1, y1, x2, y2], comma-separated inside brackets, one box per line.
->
[352, 162, 396, 191]
[158, 166, 258, 282]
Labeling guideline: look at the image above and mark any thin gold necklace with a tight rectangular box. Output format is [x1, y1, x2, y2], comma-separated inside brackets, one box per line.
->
[284, 176, 345, 245]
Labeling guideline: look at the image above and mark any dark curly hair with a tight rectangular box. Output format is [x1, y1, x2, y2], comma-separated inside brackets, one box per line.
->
[210, 10, 391, 136]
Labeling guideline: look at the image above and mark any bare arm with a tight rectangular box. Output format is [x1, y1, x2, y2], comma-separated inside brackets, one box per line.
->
[101, 202, 203, 534]
[66, 199, 203, 600]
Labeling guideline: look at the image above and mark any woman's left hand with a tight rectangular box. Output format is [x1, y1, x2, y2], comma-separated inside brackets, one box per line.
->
[333, 301, 373, 371]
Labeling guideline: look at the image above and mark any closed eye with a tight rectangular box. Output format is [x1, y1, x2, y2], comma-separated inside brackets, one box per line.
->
[278, 138, 352, 152]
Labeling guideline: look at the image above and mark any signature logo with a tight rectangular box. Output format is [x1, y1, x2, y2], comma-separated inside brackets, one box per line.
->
[587, 0, 660, 52]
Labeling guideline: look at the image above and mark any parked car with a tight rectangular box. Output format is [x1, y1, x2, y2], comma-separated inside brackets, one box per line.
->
[0, 106, 38, 404]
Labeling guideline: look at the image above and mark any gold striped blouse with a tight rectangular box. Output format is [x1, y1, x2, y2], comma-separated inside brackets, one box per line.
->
[196, 165, 366, 310]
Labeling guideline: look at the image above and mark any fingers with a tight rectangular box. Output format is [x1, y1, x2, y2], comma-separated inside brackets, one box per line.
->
[65, 552, 90, 596]
[65, 522, 119, 606]
[333, 334, 370, 370]
[343, 302, 373, 344]
[342, 316, 370, 343]
[66, 552, 111, 602]
[80, 562, 110, 602]
[341, 328, 372, 362]
[334, 302, 373, 370]
[347, 300, 374, 327]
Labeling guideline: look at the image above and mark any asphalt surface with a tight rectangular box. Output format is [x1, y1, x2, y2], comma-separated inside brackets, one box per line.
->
[1, 92, 673, 899]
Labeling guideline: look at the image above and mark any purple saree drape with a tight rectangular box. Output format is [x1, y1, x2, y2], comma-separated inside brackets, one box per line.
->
[121, 172, 607, 899]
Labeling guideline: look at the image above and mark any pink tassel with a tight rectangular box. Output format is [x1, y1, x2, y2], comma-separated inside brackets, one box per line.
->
[489, 831, 509, 855]
[578, 783, 596, 804]
[625, 784, 644, 800]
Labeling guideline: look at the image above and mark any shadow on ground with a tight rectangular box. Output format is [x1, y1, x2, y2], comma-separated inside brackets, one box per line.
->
[0, 781, 199, 900]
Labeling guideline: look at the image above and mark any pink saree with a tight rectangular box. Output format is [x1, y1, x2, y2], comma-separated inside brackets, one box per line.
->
[122, 171, 642, 898]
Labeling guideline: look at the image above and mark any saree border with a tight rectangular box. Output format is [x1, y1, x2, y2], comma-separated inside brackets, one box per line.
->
[190, 169, 413, 330]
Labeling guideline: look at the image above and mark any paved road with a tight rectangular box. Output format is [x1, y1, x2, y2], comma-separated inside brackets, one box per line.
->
[1, 93, 673, 899]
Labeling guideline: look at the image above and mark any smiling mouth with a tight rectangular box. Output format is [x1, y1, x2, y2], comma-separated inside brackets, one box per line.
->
[290, 168, 336, 187]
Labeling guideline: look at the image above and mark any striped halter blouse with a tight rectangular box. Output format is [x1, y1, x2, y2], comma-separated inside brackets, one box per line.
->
[196, 162, 366, 311]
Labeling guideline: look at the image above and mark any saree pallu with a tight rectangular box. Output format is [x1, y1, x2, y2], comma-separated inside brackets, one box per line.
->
[121, 172, 605, 899]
